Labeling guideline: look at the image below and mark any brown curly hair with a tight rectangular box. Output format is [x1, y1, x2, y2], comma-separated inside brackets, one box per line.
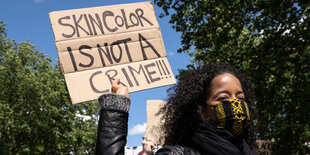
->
[158, 63, 257, 147]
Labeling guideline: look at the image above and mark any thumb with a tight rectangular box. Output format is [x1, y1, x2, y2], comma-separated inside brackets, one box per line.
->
[111, 78, 130, 98]
[111, 78, 121, 92]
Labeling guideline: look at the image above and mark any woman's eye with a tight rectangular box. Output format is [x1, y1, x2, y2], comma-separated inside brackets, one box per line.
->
[217, 97, 227, 101]
[238, 97, 245, 101]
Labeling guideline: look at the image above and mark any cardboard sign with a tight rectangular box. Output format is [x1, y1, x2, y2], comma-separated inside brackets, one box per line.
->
[49, 1, 176, 104]
[145, 100, 166, 145]
[256, 140, 272, 154]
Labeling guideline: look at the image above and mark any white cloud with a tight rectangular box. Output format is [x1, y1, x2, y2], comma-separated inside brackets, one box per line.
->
[167, 51, 175, 57]
[75, 111, 98, 122]
[34, 0, 44, 4]
[129, 123, 146, 135]
[76, 113, 92, 121]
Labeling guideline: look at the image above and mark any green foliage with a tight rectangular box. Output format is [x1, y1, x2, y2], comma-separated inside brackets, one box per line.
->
[0, 21, 99, 154]
[154, 0, 310, 154]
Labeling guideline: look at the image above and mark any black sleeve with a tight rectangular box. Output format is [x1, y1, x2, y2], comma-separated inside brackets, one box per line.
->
[155, 145, 201, 155]
[95, 94, 131, 155]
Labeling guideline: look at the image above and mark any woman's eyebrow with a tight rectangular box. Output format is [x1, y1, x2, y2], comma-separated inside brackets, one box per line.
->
[236, 90, 244, 95]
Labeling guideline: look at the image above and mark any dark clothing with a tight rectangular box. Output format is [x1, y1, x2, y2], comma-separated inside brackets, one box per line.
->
[191, 123, 257, 155]
[95, 94, 130, 155]
[156, 145, 200, 155]
[95, 94, 257, 155]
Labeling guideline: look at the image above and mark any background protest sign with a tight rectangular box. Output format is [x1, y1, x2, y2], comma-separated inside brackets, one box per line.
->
[145, 100, 166, 145]
[256, 140, 272, 154]
[49, 1, 176, 104]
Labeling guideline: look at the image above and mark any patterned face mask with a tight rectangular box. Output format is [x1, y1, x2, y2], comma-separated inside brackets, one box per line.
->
[208, 98, 250, 136]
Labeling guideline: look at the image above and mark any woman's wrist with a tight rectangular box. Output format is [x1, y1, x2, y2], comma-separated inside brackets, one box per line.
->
[98, 93, 131, 112]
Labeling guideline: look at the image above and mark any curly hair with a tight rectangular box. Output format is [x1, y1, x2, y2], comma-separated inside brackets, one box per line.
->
[158, 63, 257, 147]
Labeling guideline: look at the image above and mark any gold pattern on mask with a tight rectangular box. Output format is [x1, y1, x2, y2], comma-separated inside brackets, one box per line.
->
[244, 101, 250, 120]
[231, 99, 245, 135]
[214, 99, 250, 136]
[216, 103, 226, 128]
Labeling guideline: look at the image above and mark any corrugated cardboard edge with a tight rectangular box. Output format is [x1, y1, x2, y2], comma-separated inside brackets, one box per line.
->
[48, 14, 66, 75]
[55, 28, 162, 53]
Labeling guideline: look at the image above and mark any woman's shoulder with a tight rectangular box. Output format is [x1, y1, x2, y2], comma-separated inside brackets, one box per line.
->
[155, 145, 201, 155]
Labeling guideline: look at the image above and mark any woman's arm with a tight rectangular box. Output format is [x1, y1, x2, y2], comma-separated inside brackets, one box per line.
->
[95, 79, 130, 155]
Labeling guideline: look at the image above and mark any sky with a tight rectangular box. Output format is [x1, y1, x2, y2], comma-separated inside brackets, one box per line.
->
[0, 0, 192, 147]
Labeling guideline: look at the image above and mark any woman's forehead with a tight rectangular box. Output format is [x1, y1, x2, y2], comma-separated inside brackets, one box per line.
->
[209, 73, 242, 93]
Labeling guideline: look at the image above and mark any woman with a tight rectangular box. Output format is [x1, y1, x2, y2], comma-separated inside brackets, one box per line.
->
[95, 63, 258, 155]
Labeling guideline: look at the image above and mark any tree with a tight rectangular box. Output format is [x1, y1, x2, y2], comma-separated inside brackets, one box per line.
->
[0, 21, 99, 154]
[154, 0, 310, 153]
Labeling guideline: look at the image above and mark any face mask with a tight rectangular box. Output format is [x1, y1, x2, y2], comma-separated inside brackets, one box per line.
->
[208, 98, 250, 136]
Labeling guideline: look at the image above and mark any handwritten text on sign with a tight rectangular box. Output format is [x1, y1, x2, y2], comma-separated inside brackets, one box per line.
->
[65, 57, 175, 104]
[49, 1, 176, 104]
[50, 1, 159, 41]
[57, 29, 165, 74]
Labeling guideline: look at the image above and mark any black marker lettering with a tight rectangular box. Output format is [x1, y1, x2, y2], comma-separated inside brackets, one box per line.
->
[78, 45, 94, 68]
[156, 61, 163, 79]
[105, 69, 127, 87]
[88, 13, 104, 35]
[161, 59, 170, 75]
[102, 11, 118, 32]
[121, 68, 133, 87]
[73, 15, 90, 37]
[121, 9, 134, 29]
[58, 16, 75, 38]
[119, 38, 133, 62]
[262, 143, 266, 149]
[128, 64, 150, 86]
[129, 13, 139, 26]
[97, 43, 113, 67]
[115, 15, 124, 27]
[83, 14, 93, 35]
[158, 60, 166, 75]
[135, 8, 154, 27]
[268, 143, 272, 150]
[89, 71, 109, 93]
[110, 41, 123, 63]
[67, 46, 78, 71]
[144, 63, 160, 83]
[139, 33, 161, 60]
